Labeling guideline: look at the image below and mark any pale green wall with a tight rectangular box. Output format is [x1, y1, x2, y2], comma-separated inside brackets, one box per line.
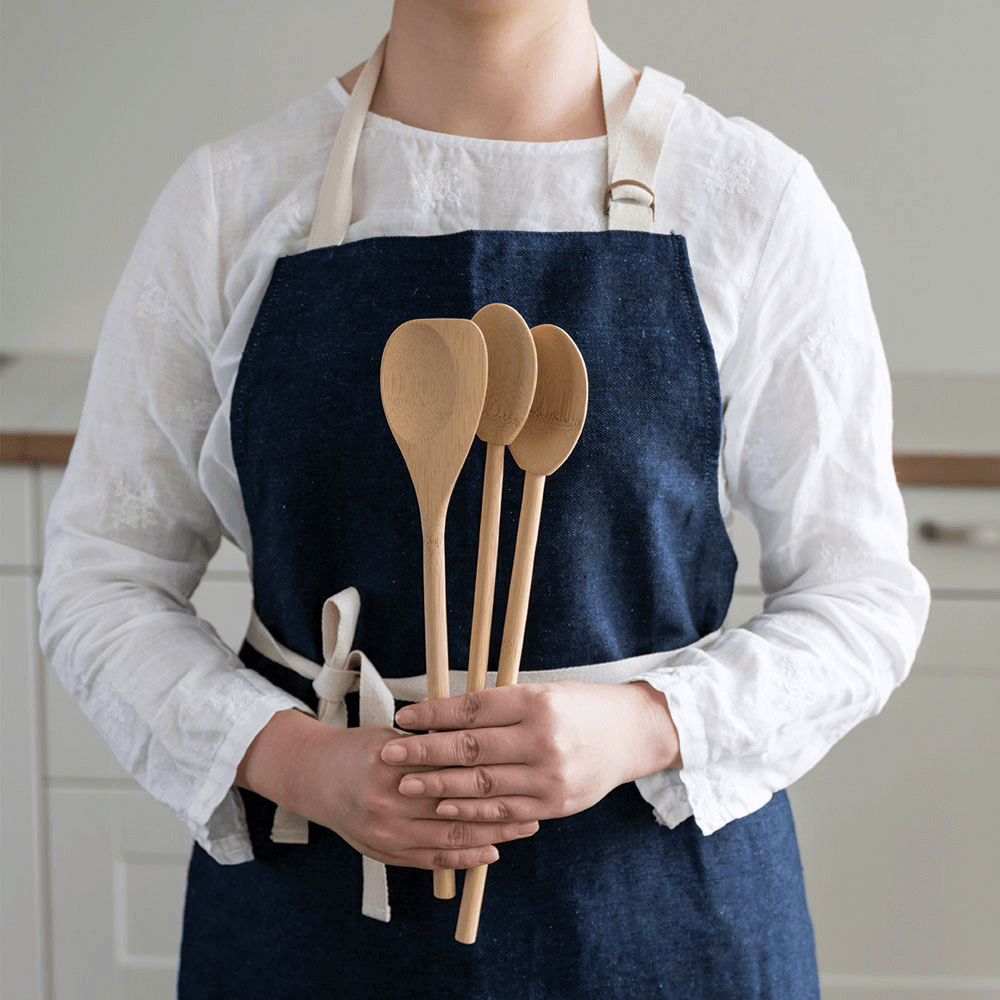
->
[2, 0, 996, 373]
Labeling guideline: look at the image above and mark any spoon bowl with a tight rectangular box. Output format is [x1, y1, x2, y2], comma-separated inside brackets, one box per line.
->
[508, 324, 589, 477]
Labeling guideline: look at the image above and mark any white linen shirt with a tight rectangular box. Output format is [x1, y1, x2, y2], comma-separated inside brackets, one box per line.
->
[38, 74, 930, 863]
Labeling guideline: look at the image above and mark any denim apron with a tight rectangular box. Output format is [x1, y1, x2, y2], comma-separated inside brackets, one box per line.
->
[178, 35, 819, 1000]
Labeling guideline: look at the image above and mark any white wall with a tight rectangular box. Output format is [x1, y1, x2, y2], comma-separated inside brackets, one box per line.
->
[2, 0, 997, 374]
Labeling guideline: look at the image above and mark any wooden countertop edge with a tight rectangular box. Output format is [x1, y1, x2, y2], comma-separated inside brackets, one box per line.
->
[1, 432, 77, 466]
[2, 432, 998, 486]
[892, 453, 1000, 487]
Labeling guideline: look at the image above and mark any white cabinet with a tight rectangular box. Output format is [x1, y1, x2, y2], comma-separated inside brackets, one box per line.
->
[1, 466, 252, 999]
[47, 789, 190, 1000]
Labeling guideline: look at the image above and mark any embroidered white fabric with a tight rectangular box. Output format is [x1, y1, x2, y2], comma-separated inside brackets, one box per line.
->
[38, 70, 930, 862]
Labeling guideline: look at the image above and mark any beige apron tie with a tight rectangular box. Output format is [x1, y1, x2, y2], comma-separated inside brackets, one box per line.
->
[248, 588, 395, 921]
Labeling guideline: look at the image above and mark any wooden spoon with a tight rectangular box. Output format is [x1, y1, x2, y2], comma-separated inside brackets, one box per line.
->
[465, 304, 538, 697]
[456, 323, 588, 943]
[381, 317, 488, 900]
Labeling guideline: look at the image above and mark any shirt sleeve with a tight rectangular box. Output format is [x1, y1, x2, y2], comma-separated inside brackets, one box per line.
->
[37, 146, 309, 863]
[632, 155, 931, 835]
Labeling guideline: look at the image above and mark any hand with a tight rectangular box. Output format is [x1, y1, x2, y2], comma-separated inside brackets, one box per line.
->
[381, 681, 681, 825]
[236, 709, 538, 870]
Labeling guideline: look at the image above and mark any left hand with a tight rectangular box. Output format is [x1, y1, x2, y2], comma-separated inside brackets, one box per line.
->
[380, 680, 682, 825]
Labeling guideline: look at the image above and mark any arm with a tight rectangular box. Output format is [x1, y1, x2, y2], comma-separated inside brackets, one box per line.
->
[38, 148, 307, 862]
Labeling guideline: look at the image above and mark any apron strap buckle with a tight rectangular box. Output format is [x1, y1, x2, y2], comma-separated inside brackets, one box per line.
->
[604, 179, 656, 221]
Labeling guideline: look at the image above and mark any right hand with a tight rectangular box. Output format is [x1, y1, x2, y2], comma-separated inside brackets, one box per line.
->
[236, 709, 538, 869]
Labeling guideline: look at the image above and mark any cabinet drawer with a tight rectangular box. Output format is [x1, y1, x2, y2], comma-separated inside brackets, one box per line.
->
[902, 487, 999, 592]
[727, 487, 999, 596]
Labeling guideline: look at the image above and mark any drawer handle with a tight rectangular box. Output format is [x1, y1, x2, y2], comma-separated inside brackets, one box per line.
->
[918, 520, 1000, 549]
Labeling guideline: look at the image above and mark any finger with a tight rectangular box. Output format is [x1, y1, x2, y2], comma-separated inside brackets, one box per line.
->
[435, 796, 541, 823]
[360, 841, 502, 871]
[398, 764, 539, 800]
[407, 845, 501, 871]
[381, 726, 522, 768]
[394, 686, 534, 733]
[405, 817, 539, 852]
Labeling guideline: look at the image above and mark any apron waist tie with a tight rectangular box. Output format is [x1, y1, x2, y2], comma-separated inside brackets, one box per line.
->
[244, 586, 719, 922]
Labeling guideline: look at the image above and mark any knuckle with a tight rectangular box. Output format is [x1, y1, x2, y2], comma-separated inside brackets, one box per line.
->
[444, 822, 471, 848]
[472, 766, 495, 797]
[457, 732, 483, 765]
[457, 691, 486, 727]
[489, 799, 511, 821]
[431, 850, 452, 870]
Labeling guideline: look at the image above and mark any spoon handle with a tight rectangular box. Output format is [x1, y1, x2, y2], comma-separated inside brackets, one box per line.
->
[423, 522, 457, 900]
[466, 442, 506, 695]
[456, 470, 546, 943]
[496, 471, 546, 688]
[453, 443, 505, 940]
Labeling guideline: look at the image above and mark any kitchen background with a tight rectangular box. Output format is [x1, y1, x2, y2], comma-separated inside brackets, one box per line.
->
[2, 1, 997, 998]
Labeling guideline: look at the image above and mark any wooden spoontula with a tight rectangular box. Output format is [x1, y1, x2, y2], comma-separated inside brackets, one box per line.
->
[381, 317, 488, 900]
[456, 323, 588, 943]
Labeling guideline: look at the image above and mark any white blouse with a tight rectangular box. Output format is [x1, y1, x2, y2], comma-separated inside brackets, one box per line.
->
[38, 73, 930, 863]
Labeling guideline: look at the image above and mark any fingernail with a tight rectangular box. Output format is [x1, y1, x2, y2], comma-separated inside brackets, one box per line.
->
[398, 776, 425, 795]
[484, 847, 500, 863]
[381, 744, 407, 763]
[395, 707, 416, 727]
[436, 802, 459, 817]
[517, 822, 538, 836]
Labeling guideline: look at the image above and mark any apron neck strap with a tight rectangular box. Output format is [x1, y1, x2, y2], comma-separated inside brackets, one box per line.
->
[307, 31, 684, 250]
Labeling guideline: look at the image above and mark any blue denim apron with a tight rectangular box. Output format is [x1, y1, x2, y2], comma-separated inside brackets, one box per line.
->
[179, 36, 818, 999]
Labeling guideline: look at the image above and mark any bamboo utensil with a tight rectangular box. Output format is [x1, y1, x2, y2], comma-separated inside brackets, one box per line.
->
[456, 323, 588, 943]
[452, 304, 537, 937]
[381, 317, 489, 900]
[465, 304, 538, 696]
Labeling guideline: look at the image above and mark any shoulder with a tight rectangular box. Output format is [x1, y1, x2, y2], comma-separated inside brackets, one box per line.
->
[662, 85, 804, 225]
[201, 80, 347, 233]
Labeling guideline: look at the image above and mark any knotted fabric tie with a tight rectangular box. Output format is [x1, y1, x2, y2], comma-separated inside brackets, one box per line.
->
[246, 587, 397, 922]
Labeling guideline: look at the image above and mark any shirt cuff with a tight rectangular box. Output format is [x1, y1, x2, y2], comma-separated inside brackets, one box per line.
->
[185, 670, 313, 864]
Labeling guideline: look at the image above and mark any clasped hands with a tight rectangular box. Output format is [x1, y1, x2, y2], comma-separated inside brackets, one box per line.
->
[373, 679, 681, 869]
[240, 679, 680, 873]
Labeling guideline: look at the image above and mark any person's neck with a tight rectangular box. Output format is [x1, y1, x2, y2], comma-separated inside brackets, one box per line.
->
[339, 0, 606, 142]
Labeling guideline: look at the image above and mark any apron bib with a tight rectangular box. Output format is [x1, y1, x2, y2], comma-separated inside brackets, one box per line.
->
[179, 35, 818, 999]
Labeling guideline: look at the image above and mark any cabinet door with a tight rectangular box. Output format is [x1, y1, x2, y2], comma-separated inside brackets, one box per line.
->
[789, 598, 1000, 999]
[1, 571, 47, 1000]
[48, 788, 191, 1000]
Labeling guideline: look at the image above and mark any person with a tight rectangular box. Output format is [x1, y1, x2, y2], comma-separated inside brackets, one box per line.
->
[38, 1, 930, 997]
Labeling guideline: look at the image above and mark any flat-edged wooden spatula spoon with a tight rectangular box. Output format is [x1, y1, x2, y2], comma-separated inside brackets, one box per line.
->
[381, 317, 488, 900]
[455, 323, 588, 943]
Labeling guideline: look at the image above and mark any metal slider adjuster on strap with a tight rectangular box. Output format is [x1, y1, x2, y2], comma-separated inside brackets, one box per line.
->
[604, 178, 656, 220]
